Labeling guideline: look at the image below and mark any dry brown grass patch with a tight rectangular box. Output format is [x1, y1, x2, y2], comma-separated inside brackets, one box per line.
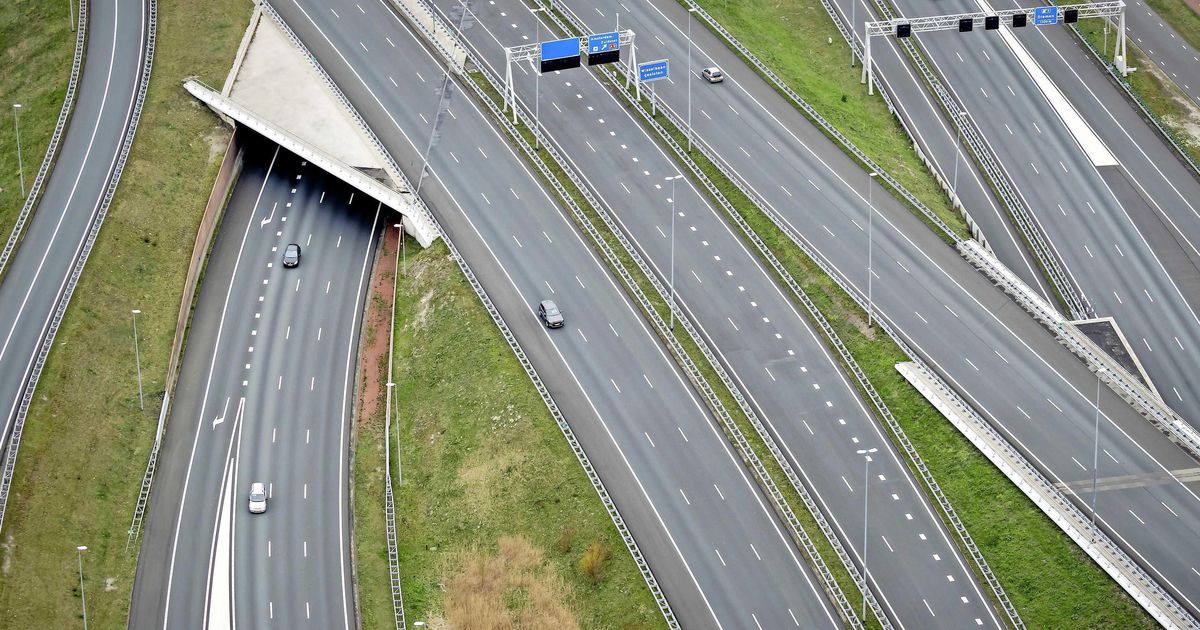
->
[444, 537, 578, 630]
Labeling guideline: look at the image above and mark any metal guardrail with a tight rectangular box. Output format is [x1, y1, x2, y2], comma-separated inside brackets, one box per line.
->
[260, 3, 681, 626]
[1066, 21, 1200, 181]
[898, 359, 1198, 630]
[384, 476, 405, 630]
[960, 239, 1200, 463]
[538, 1, 1027, 625]
[428, 2, 869, 624]
[0, 0, 157, 535]
[855, 0, 1091, 320]
[682, 1, 961, 245]
[498, 0, 890, 624]
[630, 5, 1196, 624]
[0, 0, 89, 280]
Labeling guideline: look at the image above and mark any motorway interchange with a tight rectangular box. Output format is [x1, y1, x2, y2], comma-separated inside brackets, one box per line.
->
[4, 0, 1200, 628]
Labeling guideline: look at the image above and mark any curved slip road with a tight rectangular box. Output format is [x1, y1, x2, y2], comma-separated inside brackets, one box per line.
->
[0, 0, 150, 520]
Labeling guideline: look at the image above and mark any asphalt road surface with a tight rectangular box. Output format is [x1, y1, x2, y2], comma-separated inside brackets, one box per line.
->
[266, 1, 847, 626]
[866, 0, 1200, 425]
[568, 0, 1200, 618]
[1123, 0, 1200, 106]
[131, 132, 372, 629]
[429, 0, 1006, 626]
[0, 0, 149, 511]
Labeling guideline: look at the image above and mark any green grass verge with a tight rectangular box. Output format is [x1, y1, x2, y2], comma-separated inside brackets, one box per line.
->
[468, 66, 883, 626]
[1073, 20, 1200, 166]
[691, 0, 967, 239]
[0, 0, 248, 625]
[0, 0, 74, 245]
[1145, 0, 1200, 54]
[385, 240, 664, 628]
[636, 54, 1156, 629]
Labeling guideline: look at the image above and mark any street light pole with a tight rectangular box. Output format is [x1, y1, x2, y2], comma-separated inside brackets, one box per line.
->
[1091, 369, 1104, 540]
[666, 175, 683, 329]
[13, 104, 26, 198]
[856, 447, 877, 621]
[687, 7, 696, 152]
[131, 309, 144, 411]
[867, 172, 877, 328]
[951, 111, 966, 206]
[850, 0, 857, 68]
[76, 545, 89, 630]
[532, 7, 544, 150]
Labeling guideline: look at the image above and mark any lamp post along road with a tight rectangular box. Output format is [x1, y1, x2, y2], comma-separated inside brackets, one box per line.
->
[132, 309, 144, 411]
[867, 172, 877, 328]
[76, 545, 89, 630]
[1092, 369, 1104, 539]
[532, 7, 545, 150]
[951, 111, 966, 206]
[856, 447, 877, 622]
[666, 175, 683, 329]
[687, 7, 696, 152]
[13, 104, 25, 198]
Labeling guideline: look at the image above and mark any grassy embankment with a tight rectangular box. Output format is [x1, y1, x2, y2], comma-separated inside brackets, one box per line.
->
[463, 57, 888, 625]
[0, 0, 73, 243]
[693, 0, 966, 239]
[1073, 15, 1200, 164]
[355, 240, 664, 628]
[646, 0, 1157, 626]
[0, 0, 248, 625]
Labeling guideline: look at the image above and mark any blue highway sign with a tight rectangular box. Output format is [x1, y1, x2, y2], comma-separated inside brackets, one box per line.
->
[540, 37, 581, 61]
[587, 31, 620, 54]
[638, 59, 669, 83]
[1032, 6, 1058, 26]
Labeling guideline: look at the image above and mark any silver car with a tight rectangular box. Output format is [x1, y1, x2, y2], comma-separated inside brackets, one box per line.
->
[248, 482, 267, 514]
[701, 66, 724, 83]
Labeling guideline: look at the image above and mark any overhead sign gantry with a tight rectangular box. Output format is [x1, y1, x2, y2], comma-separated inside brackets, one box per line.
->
[860, 1, 1127, 95]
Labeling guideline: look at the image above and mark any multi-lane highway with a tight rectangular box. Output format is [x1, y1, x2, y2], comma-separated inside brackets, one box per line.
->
[837, 0, 1200, 425]
[561, 0, 1200, 618]
[254, 2, 851, 626]
[131, 133, 373, 628]
[429, 1, 1007, 626]
[1124, 0, 1200, 105]
[0, 0, 150, 522]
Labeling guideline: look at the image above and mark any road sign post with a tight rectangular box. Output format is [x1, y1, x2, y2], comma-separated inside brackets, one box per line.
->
[636, 58, 669, 109]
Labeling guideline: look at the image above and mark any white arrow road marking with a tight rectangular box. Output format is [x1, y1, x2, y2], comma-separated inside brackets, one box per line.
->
[211, 397, 230, 430]
[260, 201, 278, 227]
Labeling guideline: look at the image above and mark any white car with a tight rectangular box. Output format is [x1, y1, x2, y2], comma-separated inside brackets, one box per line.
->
[701, 66, 724, 83]
[248, 482, 267, 514]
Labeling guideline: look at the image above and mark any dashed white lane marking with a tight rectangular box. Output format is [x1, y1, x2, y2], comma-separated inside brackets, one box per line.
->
[677, 426, 689, 442]
[714, 548, 727, 566]
[679, 488, 690, 505]
[645, 432, 655, 447]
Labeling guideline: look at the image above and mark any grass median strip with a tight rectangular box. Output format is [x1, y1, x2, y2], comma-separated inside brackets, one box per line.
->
[631, 58, 1155, 628]
[0, 0, 248, 625]
[380, 239, 663, 628]
[467, 69, 880, 626]
[690, 0, 967, 240]
[0, 0, 74, 241]
[1073, 19, 1200, 166]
